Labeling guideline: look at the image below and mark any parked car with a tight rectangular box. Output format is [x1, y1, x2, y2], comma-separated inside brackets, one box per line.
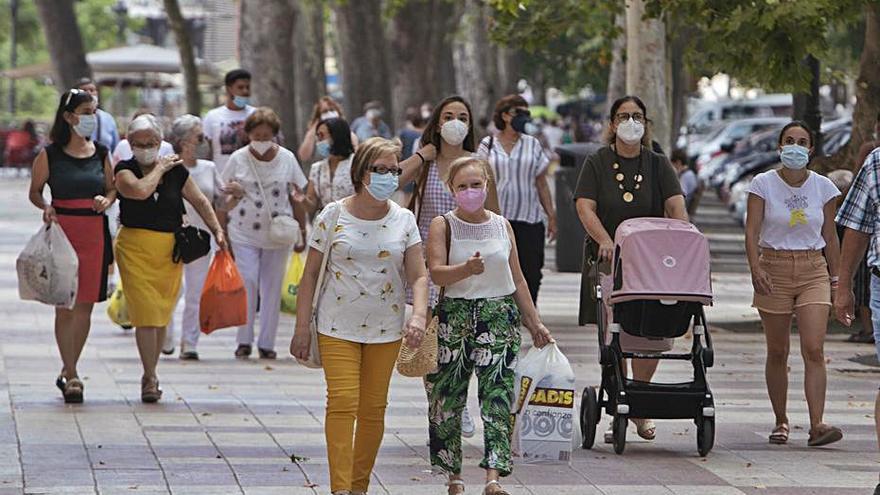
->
[693, 117, 789, 170]
[678, 94, 793, 149]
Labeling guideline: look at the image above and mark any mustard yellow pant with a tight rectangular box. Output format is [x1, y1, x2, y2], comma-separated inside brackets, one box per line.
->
[319, 334, 402, 493]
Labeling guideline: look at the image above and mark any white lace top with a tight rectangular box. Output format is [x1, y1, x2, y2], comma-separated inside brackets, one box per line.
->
[444, 211, 516, 299]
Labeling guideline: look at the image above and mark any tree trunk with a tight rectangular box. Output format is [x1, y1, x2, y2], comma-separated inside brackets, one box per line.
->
[34, 0, 92, 90]
[293, 0, 326, 140]
[669, 20, 689, 151]
[334, 0, 391, 120]
[239, 0, 297, 146]
[453, 0, 496, 123]
[389, 0, 460, 130]
[164, 0, 201, 116]
[606, 11, 627, 116]
[813, 4, 880, 173]
[496, 47, 524, 96]
[793, 55, 823, 152]
[626, 0, 670, 152]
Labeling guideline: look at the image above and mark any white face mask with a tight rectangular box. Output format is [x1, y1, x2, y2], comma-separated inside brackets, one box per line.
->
[133, 147, 159, 165]
[320, 111, 339, 121]
[440, 119, 469, 146]
[617, 118, 645, 145]
[250, 140, 274, 155]
[366, 108, 381, 120]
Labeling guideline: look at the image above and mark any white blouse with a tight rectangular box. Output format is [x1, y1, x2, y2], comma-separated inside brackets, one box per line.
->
[444, 211, 516, 299]
[309, 158, 355, 209]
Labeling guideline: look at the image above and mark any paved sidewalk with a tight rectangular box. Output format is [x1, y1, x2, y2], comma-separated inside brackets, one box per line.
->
[1, 178, 879, 494]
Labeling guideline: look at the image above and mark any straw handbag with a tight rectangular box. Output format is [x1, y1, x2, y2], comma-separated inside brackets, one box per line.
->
[396, 215, 450, 377]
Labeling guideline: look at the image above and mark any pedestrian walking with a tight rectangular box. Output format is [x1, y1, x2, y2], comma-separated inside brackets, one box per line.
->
[478, 94, 557, 303]
[351, 100, 393, 141]
[574, 95, 688, 442]
[111, 111, 175, 166]
[828, 169, 874, 344]
[220, 108, 308, 359]
[75, 78, 120, 153]
[835, 145, 880, 495]
[671, 148, 701, 214]
[297, 96, 358, 163]
[426, 156, 553, 495]
[301, 117, 356, 215]
[289, 137, 429, 495]
[28, 88, 116, 403]
[745, 121, 843, 446]
[203, 69, 255, 174]
[114, 114, 226, 403]
[398, 95, 501, 437]
[162, 115, 223, 360]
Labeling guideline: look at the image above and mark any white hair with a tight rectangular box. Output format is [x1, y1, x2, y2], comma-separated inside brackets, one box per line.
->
[827, 169, 853, 192]
[168, 114, 202, 151]
[127, 114, 163, 141]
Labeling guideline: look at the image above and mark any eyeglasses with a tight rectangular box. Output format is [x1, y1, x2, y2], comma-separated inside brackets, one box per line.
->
[370, 165, 403, 176]
[614, 112, 645, 124]
[510, 108, 531, 118]
[64, 88, 86, 107]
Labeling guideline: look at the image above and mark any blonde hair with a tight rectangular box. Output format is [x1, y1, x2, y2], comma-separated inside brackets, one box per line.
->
[445, 156, 491, 189]
[350, 137, 402, 192]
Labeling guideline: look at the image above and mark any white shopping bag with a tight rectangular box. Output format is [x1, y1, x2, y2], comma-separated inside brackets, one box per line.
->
[511, 342, 576, 465]
[16, 222, 79, 309]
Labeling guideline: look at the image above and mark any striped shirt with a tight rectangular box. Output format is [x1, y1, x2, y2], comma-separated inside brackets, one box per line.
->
[478, 134, 550, 224]
[836, 148, 880, 266]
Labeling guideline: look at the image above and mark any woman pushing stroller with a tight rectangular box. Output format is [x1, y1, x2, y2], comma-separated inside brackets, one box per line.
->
[574, 95, 688, 441]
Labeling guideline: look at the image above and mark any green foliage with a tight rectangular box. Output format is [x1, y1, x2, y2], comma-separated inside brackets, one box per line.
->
[487, 0, 622, 94]
[0, 0, 144, 121]
[644, 0, 869, 92]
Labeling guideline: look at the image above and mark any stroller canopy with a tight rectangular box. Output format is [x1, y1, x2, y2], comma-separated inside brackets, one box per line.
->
[609, 218, 713, 305]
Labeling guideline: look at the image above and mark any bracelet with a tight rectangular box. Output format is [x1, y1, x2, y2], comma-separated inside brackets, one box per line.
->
[415, 151, 425, 165]
[830, 276, 840, 283]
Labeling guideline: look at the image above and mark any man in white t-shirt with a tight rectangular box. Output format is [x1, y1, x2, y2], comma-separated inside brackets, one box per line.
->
[203, 69, 256, 174]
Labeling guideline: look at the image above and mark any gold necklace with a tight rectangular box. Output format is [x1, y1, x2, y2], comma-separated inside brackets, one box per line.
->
[612, 147, 643, 203]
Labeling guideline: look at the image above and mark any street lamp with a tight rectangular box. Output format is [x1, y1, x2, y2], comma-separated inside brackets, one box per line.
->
[112, 0, 128, 45]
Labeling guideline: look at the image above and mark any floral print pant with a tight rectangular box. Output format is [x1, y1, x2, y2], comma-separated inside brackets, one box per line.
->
[426, 296, 522, 476]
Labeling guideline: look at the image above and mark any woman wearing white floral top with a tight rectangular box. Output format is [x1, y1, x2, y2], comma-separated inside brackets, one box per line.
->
[290, 138, 429, 495]
[302, 117, 356, 215]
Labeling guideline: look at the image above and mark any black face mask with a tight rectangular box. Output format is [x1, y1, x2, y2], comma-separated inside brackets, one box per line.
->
[511, 112, 532, 133]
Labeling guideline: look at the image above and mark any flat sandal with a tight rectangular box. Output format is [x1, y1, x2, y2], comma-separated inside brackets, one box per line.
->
[484, 480, 510, 495]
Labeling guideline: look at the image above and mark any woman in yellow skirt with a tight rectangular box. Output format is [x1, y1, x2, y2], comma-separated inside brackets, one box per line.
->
[114, 115, 227, 402]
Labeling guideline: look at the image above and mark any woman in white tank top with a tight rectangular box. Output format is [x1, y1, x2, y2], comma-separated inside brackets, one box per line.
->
[424, 156, 553, 495]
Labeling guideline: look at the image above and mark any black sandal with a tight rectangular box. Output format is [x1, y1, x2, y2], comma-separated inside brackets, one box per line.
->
[63, 378, 84, 404]
[235, 344, 252, 359]
[258, 348, 277, 360]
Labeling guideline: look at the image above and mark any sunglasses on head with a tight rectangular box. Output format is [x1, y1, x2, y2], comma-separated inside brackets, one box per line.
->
[64, 88, 88, 107]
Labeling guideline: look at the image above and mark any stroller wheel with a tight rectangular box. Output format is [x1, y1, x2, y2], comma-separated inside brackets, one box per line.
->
[612, 414, 627, 455]
[697, 417, 715, 457]
[580, 387, 598, 449]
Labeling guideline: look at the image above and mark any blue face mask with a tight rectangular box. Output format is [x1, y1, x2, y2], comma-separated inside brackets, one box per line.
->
[779, 144, 810, 170]
[366, 172, 398, 201]
[232, 95, 250, 109]
[316, 140, 332, 159]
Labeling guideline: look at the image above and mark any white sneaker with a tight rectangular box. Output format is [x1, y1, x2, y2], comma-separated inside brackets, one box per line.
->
[461, 407, 476, 438]
[162, 328, 175, 355]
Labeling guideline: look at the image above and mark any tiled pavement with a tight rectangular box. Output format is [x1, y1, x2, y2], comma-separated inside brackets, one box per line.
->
[1, 177, 879, 494]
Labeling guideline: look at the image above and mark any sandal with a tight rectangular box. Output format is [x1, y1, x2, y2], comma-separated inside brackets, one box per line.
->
[632, 418, 656, 440]
[56, 374, 66, 393]
[847, 332, 875, 343]
[484, 480, 510, 495]
[446, 479, 465, 495]
[141, 376, 163, 403]
[808, 424, 843, 447]
[63, 378, 84, 404]
[769, 423, 789, 444]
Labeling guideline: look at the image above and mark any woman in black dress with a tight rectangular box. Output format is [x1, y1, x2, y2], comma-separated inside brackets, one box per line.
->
[574, 95, 688, 441]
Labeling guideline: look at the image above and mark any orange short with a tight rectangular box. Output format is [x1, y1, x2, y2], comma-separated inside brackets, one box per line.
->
[752, 249, 831, 315]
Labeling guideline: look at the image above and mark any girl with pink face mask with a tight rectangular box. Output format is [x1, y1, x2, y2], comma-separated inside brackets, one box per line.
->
[424, 156, 553, 495]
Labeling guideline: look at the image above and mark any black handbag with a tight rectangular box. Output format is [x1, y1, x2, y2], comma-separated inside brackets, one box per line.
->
[173, 225, 211, 264]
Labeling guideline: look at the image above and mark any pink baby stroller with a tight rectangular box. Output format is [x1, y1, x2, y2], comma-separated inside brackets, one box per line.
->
[579, 218, 716, 456]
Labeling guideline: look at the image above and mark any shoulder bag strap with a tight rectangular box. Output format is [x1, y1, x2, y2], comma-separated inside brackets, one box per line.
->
[488, 135, 499, 184]
[311, 201, 343, 313]
[651, 151, 664, 218]
[245, 152, 270, 211]
[437, 213, 451, 301]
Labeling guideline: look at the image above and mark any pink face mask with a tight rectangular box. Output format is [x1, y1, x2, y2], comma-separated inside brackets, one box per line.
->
[455, 187, 487, 213]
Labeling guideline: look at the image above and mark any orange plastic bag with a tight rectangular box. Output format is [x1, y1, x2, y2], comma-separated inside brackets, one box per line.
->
[199, 251, 247, 334]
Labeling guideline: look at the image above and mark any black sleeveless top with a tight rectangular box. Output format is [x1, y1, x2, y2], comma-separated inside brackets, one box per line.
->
[114, 158, 189, 233]
[45, 142, 108, 200]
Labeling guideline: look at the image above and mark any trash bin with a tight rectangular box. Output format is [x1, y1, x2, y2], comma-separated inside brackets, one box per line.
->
[555, 143, 601, 273]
